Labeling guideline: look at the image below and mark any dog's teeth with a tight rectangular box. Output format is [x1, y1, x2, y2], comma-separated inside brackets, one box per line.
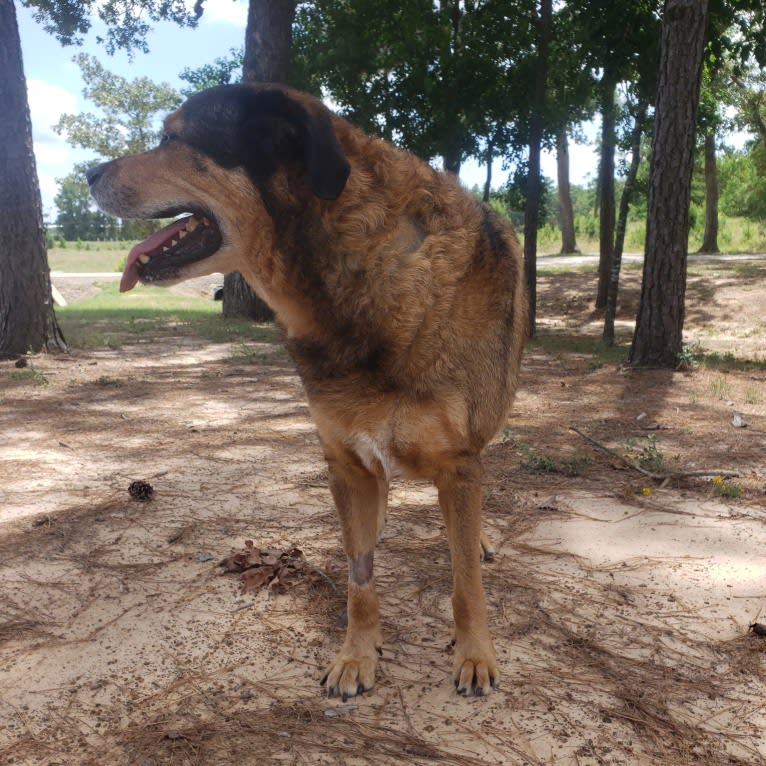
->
[170, 239, 178, 247]
[137, 254, 150, 264]
[162, 246, 170, 253]
[178, 229, 187, 239]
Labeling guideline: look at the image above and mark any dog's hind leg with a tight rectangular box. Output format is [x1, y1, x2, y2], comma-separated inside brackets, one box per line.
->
[321, 457, 384, 700]
[436, 455, 498, 696]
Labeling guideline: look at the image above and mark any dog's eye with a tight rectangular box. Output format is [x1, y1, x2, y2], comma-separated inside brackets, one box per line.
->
[160, 133, 174, 145]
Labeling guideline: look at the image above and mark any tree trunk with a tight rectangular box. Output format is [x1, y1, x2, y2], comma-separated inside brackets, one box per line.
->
[603, 99, 648, 347]
[483, 137, 493, 203]
[595, 76, 617, 309]
[630, 0, 709, 368]
[443, 145, 462, 177]
[222, 0, 298, 322]
[0, 0, 66, 358]
[556, 127, 578, 254]
[523, 0, 552, 338]
[243, 0, 297, 83]
[699, 131, 719, 253]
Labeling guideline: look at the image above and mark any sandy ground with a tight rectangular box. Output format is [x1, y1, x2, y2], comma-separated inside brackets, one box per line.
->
[1, 262, 765, 765]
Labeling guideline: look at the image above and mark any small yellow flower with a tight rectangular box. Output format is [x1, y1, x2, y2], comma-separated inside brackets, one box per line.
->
[641, 487, 651, 496]
[712, 476, 724, 486]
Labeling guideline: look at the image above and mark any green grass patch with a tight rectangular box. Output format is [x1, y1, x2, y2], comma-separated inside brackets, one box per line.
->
[9, 367, 49, 385]
[502, 432, 591, 476]
[48, 241, 135, 273]
[58, 282, 279, 350]
[528, 334, 629, 367]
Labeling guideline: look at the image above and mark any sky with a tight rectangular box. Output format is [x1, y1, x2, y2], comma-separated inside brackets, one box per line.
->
[17, 0, 599, 222]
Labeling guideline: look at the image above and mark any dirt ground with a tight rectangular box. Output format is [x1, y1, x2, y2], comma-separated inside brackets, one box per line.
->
[1, 261, 765, 765]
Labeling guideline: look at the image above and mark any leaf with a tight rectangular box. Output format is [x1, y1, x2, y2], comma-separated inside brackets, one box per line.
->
[241, 567, 276, 594]
[220, 542, 321, 595]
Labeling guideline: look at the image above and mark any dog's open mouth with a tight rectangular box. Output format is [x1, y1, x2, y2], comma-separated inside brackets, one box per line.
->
[120, 213, 223, 292]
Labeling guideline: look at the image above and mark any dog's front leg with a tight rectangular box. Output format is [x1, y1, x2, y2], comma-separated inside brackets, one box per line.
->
[437, 455, 498, 696]
[321, 458, 384, 700]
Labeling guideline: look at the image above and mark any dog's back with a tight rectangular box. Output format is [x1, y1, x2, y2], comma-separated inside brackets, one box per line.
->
[255, 96, 528, 472]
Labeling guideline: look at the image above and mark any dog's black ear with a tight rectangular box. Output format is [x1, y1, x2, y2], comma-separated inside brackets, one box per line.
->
[300, 107, 351, 200]
[182, 86, 350, 200]
[246, 90, 350, 200]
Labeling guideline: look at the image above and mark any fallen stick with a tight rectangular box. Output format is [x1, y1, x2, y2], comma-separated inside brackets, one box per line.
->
[569, 426, 740, 483]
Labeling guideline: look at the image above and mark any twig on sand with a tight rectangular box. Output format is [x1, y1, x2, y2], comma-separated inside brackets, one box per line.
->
[569, 426, 739, 484]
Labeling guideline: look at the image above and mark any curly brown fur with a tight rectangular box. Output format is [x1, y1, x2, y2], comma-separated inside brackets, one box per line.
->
[87, 83, 527, 698]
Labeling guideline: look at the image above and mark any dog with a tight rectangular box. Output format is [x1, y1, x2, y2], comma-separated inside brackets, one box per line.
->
[87, 83, 527, 698]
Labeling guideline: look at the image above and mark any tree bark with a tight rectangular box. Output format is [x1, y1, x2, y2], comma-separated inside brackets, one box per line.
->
[556, 127, 578, 254]
[223, 0, 298, 322]
[699, 130, 719, 253]
[603, 99, 648, 347]
[0, 0, 66, 358]
[243, 0, 297, 83]
[483, 137, 493, 203]
[595, 76, 617, 309]
[523, 0, 552, 338]
[630, 0, 709, 368]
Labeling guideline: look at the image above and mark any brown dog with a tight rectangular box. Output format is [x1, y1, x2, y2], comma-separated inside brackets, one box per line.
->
[87, 83, 527, 698]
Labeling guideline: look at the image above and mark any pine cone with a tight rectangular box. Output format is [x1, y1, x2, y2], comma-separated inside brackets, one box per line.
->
[128, 480, 154, 501]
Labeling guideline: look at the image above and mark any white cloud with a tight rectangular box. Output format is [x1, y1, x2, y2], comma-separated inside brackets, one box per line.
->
[26, 79, 79, 142]
[198, 0, 247, 27]
[26, 80, 84, 219]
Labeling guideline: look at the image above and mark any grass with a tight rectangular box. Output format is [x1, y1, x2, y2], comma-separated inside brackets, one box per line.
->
[502, 432, 591, 476]
[527, 333, 630, 367]
[48, 241, 134, 273]
[58, 282, 279, 350]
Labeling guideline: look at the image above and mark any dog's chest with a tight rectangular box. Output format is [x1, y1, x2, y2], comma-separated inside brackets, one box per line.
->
[347, 431, 405, 481]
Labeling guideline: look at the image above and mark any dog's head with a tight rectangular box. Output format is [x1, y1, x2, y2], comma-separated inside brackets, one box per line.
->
[86, 84, 351, 292]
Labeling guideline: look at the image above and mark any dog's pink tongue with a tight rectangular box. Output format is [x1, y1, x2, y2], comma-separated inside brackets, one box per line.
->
[119, 217, 192, 293]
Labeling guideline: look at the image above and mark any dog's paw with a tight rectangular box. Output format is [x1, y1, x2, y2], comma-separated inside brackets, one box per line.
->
[321, 640, 382, 701]
[479, 531, 495, 562]
[452, 636, 498, 696]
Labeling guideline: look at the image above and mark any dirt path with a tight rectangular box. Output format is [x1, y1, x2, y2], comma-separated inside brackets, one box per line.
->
[1, 265, 765, 765]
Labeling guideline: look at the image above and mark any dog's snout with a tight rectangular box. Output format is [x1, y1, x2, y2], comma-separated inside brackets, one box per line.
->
[85, 162, 108, 188]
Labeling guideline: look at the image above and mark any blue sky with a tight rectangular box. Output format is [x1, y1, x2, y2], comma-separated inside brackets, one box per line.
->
[18, 0, 597, 222]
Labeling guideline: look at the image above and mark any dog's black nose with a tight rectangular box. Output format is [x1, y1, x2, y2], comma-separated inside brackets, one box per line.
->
[85, 163, 107, 187]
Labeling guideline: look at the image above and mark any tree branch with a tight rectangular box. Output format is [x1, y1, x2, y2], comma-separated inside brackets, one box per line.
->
[569, 426, 739, 482]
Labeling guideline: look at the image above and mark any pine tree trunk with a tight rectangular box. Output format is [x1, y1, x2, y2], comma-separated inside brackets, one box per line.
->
[556, 127, 578, 254]
[0, 0, 66, 358]
[595, 77, 617, 309]
[699, 131, 719, 253]
[222, 0, 298, 322]
[630, 0, 709, 368]
[243, 0, 297, 83]
[523, 0, 552, 338]
[482, 138, 493, 203]
[603, 99, 647, 347]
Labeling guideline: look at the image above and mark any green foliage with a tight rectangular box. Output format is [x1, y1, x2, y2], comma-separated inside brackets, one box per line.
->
[179, 48, 244, 98]
[498, 166, 555, 228]
[54, 173, 120, 240]
[24, 0, 201, 55]
[622, 435, 679, 475]
[502, 430, 591, 476]
[54, 53, 180, 159]
[293, 0, 538, 170]
[677, 341, 704, 370]
[717, 144, 766, 220]
[10, 365, 49, 385]
[711, 476, 743, 498]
